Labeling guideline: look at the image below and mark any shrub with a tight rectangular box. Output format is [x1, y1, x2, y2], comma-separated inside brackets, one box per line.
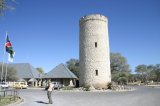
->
[117, 77, 128, 85]
[84, 85, 90, 91]
[107, 82, 112, 89]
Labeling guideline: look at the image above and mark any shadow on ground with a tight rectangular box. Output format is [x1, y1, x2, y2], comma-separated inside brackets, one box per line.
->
[35, 101, 48, 104]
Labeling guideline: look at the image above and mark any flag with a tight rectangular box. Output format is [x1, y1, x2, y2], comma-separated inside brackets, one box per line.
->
[5, 34, 15, 62]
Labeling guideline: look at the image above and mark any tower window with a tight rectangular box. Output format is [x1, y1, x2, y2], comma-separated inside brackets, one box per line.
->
[95, 70, 98, 76]
[95, 42, 97, 48]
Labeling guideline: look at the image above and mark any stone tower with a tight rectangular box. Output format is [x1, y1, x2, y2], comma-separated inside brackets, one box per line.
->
[79, 14, 111, 88]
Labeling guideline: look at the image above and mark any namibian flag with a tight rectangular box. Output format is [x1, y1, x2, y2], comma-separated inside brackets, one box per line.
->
[5, 34, 15, 62]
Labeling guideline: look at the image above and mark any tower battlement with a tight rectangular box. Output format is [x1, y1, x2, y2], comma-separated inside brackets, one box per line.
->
[79, 14, 108, 24]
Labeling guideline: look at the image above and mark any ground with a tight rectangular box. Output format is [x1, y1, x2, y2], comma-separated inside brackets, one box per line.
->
[12, 86, 160, 106]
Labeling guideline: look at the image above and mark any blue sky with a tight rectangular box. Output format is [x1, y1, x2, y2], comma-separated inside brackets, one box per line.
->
[0, 0, 160, 73]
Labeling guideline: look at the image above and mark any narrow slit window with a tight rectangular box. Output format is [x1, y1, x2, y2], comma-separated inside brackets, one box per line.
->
[95, 70, 98, 76]
[95, 42, 97, 48]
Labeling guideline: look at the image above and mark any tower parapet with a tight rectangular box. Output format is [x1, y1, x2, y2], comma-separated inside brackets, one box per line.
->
[79, 14, 108, 24]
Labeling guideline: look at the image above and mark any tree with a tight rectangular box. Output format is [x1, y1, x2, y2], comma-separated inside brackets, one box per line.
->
[135, 64, 160, 84]
[0, 63, 18, 81]
[66, 59, 79, 78]
[128, 74, 142, 83]
[110, 53, 130, 73]
[0, 0, 16, 16]
[0, 0, 4, 15]
[110, 53, 131, 84]
[36, 67, 45, 78]
[152, 64, 160, 82]
[112, 71, 130, 85]
[6, 66, 18, 81]
[36, 67, 44, 74]
[147, 65, 156, 81]
[135, 64, 151, 83]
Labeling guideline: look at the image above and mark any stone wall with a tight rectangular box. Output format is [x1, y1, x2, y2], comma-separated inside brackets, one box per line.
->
[79, 14, 111, 88]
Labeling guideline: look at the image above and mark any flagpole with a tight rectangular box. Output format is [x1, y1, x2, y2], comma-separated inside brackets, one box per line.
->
[4, 61, 8, 83]
[0, 32, 7, 83]
[0, 58, 5, 82]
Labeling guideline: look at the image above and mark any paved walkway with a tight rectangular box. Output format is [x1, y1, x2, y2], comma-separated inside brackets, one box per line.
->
[11, 86, 160, 106]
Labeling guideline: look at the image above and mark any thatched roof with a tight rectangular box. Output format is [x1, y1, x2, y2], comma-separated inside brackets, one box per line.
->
[43, 63, 77, 79]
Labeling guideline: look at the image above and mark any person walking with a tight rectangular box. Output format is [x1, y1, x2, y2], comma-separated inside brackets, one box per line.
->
[47, 80, 54, 104]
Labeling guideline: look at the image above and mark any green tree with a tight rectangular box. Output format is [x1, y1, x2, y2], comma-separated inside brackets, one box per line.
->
[112, 71, 130, 85]
[0, 64, 18, 81]
[135, 64, 147, 83]
[135, 64, 151, 83]
[66, 59, 79, 78]
[0, 0, 16, 15]
[0, 0, 5, 15]
[153, 64, 160, 82]
[128, 74, 135, 83]
[130, 74, 142, 82]
[110, 53, 131, 84]
[147, 65, 156, 81]
[110, 53, 130, 73]
[135, 64, 160, 83]
[6, 66, 18, 81]
[36, 67, 44, 74]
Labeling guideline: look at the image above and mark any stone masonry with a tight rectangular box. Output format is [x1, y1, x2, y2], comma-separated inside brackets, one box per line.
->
[79, 14, 111, 88]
